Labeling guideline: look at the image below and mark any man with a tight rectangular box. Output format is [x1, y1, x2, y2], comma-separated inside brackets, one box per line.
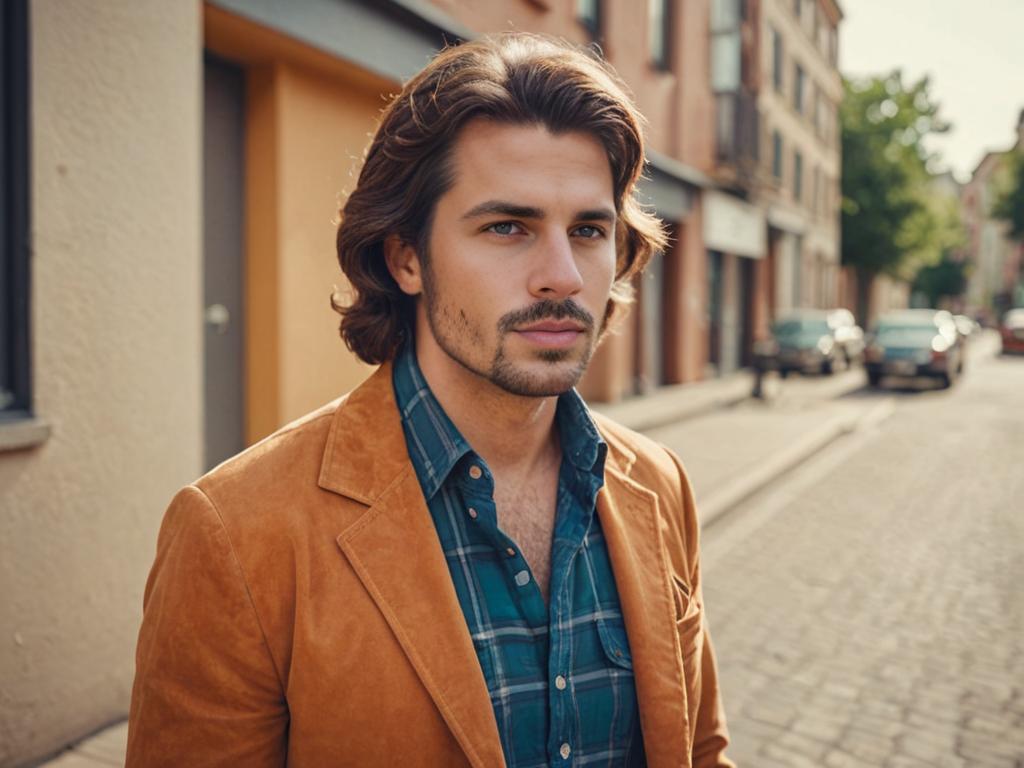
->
[128, 33, 733, 767]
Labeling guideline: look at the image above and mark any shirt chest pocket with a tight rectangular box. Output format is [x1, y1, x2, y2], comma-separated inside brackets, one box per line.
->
[597, 618, 634, 670]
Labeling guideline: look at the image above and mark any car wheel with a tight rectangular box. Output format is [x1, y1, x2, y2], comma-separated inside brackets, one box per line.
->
[939, 372, 953, 388]
[780, 369, 790, 379]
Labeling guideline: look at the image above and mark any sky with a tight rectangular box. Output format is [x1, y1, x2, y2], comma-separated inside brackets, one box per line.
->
[839, 0, 1024, 182]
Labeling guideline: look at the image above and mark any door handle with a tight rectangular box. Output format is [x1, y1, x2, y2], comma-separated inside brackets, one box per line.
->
[204, 303, 231, 335]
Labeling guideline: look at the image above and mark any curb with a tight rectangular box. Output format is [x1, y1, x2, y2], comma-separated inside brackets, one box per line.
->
[591, 373, 755, 433]
[697, 398, 894, 528]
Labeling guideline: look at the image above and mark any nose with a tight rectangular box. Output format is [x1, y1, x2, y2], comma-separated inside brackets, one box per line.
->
[528, 232, 584, 300]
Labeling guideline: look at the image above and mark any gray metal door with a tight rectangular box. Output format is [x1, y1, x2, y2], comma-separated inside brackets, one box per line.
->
[202, 54, 245, 470]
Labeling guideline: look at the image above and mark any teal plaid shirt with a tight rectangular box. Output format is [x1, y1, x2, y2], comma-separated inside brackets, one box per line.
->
[393, 345, 645, 767]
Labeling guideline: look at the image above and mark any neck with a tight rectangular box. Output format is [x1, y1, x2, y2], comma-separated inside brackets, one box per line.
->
[414, 338, 561, 477]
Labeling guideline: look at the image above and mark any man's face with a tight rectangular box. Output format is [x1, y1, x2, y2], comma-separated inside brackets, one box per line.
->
[410, 120, 618, 398]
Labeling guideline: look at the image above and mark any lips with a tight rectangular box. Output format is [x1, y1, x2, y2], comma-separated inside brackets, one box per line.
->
[517, 321, 586, 333]
[514, 320, 585, 349]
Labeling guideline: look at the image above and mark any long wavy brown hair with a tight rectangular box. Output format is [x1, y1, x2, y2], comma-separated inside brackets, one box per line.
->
[333, 33, 667, 364]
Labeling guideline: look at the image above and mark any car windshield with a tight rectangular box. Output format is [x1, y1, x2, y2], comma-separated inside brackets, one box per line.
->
[774, 318, 830, 336]
[875, 323, 937, 342]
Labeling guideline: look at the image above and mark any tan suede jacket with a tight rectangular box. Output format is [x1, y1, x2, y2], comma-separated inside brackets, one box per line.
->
[127, 363, 733, 767]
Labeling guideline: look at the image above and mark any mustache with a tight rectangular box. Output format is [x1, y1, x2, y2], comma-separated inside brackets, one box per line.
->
[497, 299, 595, 333]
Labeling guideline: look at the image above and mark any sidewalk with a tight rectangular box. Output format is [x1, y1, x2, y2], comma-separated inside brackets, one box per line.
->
[38, 367, 870, 768]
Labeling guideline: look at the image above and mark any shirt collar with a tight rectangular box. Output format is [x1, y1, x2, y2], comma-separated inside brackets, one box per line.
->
[392, 343, 607, 498]
[392, 343, 472, 500]
[555, 387, 607, 479]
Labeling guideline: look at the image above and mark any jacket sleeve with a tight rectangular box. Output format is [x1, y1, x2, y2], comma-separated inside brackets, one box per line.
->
[126, 485, 288, 767]
[666, 448, 736, 768]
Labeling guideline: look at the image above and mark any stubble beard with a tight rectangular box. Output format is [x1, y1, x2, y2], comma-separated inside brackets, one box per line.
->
[421, 266, 599, 398]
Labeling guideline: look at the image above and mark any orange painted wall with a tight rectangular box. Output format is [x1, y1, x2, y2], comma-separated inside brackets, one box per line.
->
[274, 64, 382, 427]
[245, 64, 383, 441]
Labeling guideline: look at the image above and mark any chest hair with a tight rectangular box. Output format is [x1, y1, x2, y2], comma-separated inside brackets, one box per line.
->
[493, 468, 559, 603]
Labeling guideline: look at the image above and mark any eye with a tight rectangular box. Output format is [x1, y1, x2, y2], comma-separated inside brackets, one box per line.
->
[485, 221, 524, 236]
[573, 224, 606, 239]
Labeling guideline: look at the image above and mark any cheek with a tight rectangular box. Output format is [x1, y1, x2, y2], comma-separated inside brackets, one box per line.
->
[585, 249, 618, 297]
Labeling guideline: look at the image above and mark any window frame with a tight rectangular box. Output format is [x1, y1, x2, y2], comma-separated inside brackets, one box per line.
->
[1, 0, 32, 422]
[649, 0, 672, 71]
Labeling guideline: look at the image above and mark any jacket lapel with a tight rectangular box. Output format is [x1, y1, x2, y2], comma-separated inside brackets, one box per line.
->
[320, 364, 505, 768]
[598, 462, 692, 767]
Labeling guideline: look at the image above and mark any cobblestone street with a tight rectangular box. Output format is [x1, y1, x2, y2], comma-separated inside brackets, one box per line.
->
[691, 354, 1024, 766]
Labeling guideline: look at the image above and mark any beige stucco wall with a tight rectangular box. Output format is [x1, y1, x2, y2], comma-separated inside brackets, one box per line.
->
[0, 2, 202, 765]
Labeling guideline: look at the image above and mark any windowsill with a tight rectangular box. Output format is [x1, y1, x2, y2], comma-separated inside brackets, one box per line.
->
[0, 416, 52, 452]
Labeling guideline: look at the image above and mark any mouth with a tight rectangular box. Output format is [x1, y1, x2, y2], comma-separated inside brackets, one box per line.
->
[513, 320, 586, 349]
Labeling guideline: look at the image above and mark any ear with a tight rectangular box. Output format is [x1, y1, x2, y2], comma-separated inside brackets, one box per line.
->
[384, 236, 424, 296]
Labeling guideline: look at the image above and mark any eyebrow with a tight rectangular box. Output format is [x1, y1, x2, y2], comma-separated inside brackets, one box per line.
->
[461, 200, 616, 223]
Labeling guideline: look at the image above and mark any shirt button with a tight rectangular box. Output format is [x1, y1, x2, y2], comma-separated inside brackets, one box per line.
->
[468, 465, 482, 480]
[505, 547, 516, 557]
[559, 743, 571, 760]
[555, 675, 567, 690]
[514, 570, 530, 587]
[467, 507, 478, 519]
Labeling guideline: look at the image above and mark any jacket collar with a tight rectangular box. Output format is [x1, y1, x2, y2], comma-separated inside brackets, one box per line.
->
[318, 363, 689, 767]
[319, 362, 638, 503]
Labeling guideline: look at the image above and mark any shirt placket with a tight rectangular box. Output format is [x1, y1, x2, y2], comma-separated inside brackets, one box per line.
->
[546, 465, 595, 766]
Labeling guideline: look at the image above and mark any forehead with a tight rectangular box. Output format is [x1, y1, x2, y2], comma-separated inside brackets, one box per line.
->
[443, 120, 615, 210]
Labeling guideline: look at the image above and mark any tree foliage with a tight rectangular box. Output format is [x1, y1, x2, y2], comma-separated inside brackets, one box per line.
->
[912, 255, 969, 307]
[992, 149, 1024, 242]
[840, 72, 950, 281]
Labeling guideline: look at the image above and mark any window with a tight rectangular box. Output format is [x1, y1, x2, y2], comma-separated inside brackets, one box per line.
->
[711, 0, 741, 91]
[771, 27, 784, 92]
[649, 0, 671, 70]
[793, 62, 805, 113]
[793, 150, 804, 202]
[772, 130, 783, 181]
[812, 165, 821, 215]
[814, 86, 823, 137]
[576, 0, 602, 40]
[1, 0, 31, 419]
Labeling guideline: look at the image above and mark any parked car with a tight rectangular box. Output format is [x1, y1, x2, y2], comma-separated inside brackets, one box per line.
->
[864, 309, 963, 388]
[999, 308, 1024, 354]
[757, 309, 847, 376]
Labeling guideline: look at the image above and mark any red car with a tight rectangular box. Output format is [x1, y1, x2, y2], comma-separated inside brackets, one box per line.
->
[1000, 309, 1024, 355]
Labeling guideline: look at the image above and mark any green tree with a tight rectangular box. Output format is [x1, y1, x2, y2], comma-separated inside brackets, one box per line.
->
[993, 149, 1024, 241]
[840, 72, 950, 321]
[912, 255, 969, 307]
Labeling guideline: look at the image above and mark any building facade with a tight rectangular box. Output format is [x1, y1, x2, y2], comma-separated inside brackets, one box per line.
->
[755, 0, 843, 318]
[961, 111, 1024, 321]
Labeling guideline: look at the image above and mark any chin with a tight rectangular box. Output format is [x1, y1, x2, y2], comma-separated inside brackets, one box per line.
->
[489, 353, 590, 398]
